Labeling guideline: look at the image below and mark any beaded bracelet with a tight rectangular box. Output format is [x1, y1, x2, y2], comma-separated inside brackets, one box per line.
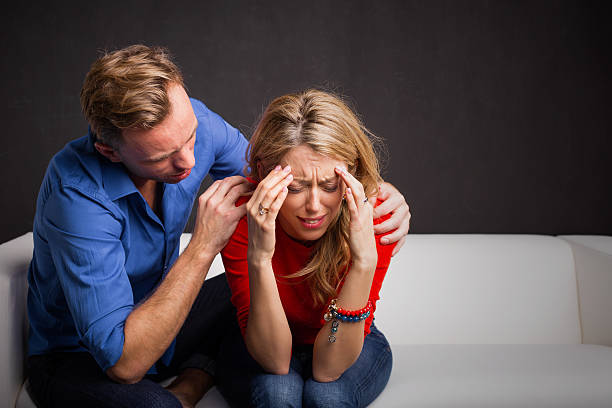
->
[323, 299, 373, 343]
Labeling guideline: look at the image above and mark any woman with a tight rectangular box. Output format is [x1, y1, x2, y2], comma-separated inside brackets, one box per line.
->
[217, 89, 396, 407]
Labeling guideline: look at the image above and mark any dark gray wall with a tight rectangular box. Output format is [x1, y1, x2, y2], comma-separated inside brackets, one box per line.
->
[2, 1, 611, 243]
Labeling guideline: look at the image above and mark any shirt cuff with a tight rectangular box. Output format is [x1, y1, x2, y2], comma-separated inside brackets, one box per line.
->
[81, 305, 133, 371]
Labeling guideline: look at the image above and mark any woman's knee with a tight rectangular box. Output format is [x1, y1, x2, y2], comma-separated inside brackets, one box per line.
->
[303, 379, 353, 408]
[251, 372, 303, 408]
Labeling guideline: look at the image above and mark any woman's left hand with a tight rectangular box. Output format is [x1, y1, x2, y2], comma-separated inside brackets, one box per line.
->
[335, 166, 378, 272]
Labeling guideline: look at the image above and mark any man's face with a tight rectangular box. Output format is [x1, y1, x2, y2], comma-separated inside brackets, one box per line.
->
[113, 83, 198, 184]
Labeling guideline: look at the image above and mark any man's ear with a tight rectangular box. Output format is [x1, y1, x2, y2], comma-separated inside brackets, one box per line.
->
[94, 141, 122, 162]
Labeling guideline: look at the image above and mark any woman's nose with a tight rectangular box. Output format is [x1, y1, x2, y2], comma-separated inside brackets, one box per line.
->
[305, 187, 322, 213]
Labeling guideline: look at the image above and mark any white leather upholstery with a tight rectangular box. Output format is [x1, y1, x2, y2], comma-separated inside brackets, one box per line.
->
[376, 235, 582, 344]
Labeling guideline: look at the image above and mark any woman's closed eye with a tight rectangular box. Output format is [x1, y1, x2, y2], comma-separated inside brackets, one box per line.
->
[320, 183, 339, 192]
[287, 185, 303, 193]
[287, 182, 339, 193]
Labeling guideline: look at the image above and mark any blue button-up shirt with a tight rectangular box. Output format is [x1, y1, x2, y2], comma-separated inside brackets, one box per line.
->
[27, 98, 248, 372]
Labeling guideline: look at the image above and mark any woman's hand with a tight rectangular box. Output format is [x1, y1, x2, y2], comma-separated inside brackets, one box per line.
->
[335, 166, 377, 272]
[246, 165, 293, 263]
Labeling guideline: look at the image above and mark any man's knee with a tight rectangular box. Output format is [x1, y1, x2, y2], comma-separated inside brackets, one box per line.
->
[130, 382, 183, 408]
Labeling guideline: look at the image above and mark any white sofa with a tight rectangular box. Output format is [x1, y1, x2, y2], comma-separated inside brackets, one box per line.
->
[2, 233, 611, 407]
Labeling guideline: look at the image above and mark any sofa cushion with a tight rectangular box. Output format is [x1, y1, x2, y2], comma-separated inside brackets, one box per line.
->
[376, 235, 582, 345]
[370, 344, 612, 407]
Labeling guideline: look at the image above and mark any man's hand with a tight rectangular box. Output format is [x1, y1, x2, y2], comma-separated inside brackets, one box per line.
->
[373, 181, 411, 256]
[188, 176, 252, 259]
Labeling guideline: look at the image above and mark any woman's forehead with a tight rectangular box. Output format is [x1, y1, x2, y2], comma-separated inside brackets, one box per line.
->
[280, 145, 346, 180]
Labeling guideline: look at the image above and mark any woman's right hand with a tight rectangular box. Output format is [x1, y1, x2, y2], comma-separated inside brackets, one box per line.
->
[246, 165, 293, 263]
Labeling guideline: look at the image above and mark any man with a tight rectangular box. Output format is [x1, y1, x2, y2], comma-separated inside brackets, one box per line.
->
[26, 44, 411, 407]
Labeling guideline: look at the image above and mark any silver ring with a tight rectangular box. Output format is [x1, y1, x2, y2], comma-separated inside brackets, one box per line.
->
[258, 203, 270, 215]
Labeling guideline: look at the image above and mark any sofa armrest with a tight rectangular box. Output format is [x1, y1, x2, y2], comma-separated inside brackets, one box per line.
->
[179, 233, 225, 279]
[559, 235, 612, 346]
[0, 233, 33, 408]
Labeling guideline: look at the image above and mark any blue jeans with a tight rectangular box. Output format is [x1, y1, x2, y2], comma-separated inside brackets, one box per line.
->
[216, 323, 393, 407]
[27, 273, 235, 408]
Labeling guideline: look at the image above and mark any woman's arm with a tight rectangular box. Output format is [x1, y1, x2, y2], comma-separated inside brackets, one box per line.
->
[243, 165, 294, 374]
[312, 167, 379, 382]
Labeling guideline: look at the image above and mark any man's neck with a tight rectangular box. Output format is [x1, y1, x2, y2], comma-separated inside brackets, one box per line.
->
[129, 174, 161, 215]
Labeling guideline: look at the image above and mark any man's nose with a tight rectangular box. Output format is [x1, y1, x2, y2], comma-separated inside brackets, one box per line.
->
[174, 146, 195, 170]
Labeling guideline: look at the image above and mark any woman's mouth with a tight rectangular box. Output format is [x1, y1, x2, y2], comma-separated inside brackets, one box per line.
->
[298, 215, 326, 229]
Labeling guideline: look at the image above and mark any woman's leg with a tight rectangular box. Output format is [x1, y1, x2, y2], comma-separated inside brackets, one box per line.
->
[250, 362, 304, 408]
[216, 322, 305, 408]
[302, 324, 392, 408]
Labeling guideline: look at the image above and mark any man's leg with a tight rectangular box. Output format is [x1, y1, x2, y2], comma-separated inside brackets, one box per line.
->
[27, 352, 182, 408]
[159, 273, 236, 405]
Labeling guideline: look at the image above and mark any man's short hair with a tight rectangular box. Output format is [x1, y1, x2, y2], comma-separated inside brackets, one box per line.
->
[80, 44, 184, 147]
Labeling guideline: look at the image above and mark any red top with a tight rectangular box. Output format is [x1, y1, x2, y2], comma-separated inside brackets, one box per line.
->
[221, 196, 397, 345]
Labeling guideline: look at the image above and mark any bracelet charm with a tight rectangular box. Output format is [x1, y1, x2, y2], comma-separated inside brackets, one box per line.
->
[324, 299, 373, 343]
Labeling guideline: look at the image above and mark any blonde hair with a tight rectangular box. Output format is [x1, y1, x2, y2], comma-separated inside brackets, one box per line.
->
[80, 44, 184, 147]
[247, 89, 382, 305]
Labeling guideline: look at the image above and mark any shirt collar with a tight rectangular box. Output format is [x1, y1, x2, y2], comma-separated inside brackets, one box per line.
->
[102, 161, 140, 201]
[86, 130, 140, 201]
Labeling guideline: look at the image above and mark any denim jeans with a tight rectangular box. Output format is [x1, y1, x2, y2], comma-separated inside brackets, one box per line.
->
[27, 273, 235, 408]
[216, 322, 393, 408]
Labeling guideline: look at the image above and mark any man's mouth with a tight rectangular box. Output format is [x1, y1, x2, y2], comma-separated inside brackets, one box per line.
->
[170, 168, 191, 181]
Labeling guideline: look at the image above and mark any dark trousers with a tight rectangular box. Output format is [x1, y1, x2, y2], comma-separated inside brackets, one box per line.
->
[27, 273, 235, 408]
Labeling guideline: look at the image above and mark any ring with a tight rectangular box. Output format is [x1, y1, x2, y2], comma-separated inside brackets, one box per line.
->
[363, 197, 369, 204]
[258, 203, 270, 215]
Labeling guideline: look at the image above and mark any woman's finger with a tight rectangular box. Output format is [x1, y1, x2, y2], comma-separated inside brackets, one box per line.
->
[260, 165, 291, 191]
[345, 187, 359, 221]
[268, 186, 288, 215]
[334, 166, 365, 198]
[249, 165, 291, 210]
[260, 173, 292, 216]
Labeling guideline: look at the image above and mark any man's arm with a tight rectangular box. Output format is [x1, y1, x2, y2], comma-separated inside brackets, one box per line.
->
[373, 181, 411, 255]
[107, 176, 250, 383]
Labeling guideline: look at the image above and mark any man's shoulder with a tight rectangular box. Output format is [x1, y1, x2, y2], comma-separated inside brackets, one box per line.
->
[189, 97, 239, 137]
[48, 134, 104, 195]
[35, 135, 128, 237]
[39, 134, 127, 216]
[190, 97, 212, 121]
